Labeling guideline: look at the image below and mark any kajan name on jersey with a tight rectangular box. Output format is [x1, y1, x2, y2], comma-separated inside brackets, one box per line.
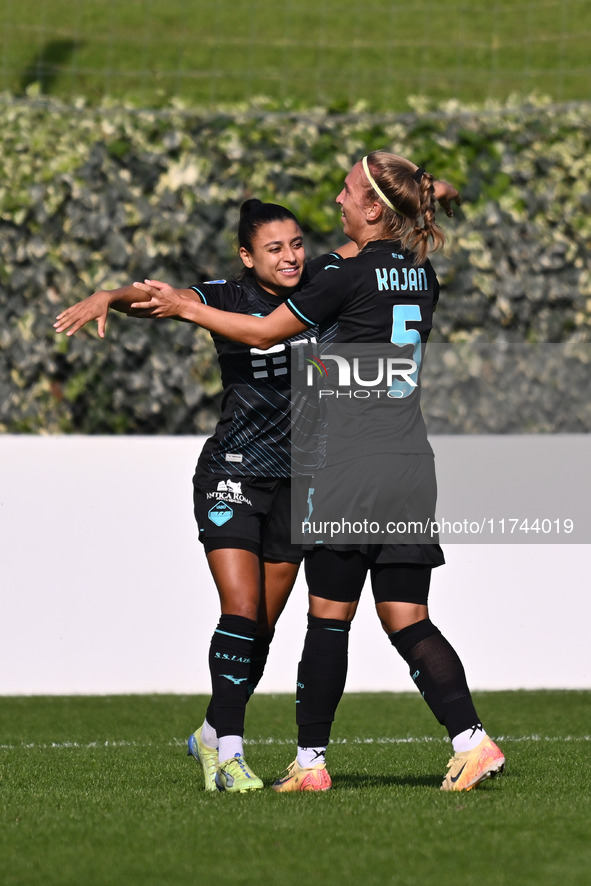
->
[375, 265, 429, 292]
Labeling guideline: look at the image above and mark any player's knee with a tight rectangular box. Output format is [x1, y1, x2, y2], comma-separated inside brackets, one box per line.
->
[388, 617, 439, 658]
[308, 595, 357, 621]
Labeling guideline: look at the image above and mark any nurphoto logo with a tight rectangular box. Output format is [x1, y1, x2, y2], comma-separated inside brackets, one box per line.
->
[305, 352, 418, 398]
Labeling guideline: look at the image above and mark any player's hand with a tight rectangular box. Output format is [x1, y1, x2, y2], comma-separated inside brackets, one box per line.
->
[433, 179, 461, 217]
[54, 291, 111, 338]
[130, 280, 184, 318]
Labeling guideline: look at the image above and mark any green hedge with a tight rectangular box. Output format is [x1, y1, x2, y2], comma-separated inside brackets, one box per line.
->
[1, 94, 590, 433]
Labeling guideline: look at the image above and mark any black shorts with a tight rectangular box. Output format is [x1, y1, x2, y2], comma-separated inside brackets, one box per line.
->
[304, 547, 432, 605]
[299, 452, 441, 547]
[193, 468, 303, 563]
[296, 451, 444, 567]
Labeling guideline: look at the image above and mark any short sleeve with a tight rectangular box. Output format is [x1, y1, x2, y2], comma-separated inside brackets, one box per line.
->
[189, 280, 242, 311]
[286, 258, 352, 327]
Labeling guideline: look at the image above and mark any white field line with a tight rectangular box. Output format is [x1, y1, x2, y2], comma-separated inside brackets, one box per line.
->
[0, 735, 589, 752]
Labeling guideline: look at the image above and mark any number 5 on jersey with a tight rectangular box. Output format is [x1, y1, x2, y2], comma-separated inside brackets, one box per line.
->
[390, 304, 422, 398]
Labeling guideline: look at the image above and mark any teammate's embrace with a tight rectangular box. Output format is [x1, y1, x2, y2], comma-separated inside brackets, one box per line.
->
[55, 199, 352, 793]
[132, 153, 505, 793]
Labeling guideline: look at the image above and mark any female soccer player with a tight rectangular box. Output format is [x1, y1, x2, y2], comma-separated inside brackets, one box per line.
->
[130, 154, 504, 793]
[55, 199, 354, 793]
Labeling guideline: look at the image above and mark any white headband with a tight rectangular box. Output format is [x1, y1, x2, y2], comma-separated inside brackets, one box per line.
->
[362, 155, 403, 216]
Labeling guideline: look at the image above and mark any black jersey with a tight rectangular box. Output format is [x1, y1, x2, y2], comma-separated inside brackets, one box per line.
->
[286, 241, 439, 464]
[192, 273, 322, 478]
[287, 241, 439, 342]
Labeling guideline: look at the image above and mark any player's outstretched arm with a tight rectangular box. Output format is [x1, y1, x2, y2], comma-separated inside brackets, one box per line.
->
[54, 285, 151, 338]
[125, 281, 197, 322]
[131, 280, 307, 349]
[54, 282, 201, 337]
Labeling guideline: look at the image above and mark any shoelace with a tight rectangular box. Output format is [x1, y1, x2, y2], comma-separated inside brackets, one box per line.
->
[234, 756, 252, 777]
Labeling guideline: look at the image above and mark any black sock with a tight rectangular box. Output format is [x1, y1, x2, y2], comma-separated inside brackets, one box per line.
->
[296, 615, 351, 748]
[246, 632, 274, 699]
[389, 618, 481, 739]
[205, 614, 257, 738]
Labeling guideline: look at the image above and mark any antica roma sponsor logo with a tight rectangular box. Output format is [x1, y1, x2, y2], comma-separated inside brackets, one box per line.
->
[207, 479, 252, 506]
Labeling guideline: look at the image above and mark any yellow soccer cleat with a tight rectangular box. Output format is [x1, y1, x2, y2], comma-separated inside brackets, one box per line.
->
[272, 759, 332, 792]
[187, 727, 219, 792]
[215, 754, 264, 793]
[441, 736, 505, 792]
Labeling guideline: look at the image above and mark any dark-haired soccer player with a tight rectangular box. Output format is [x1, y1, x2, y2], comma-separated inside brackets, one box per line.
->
[55, 199, 354, 793]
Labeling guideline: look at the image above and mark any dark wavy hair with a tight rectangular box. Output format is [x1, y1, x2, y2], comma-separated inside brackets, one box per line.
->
[238, 198, 300, 251]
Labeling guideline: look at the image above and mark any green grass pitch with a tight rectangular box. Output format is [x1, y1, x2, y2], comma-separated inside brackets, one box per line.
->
[1, 691, 590, 885]
[2, 0, 590, 110]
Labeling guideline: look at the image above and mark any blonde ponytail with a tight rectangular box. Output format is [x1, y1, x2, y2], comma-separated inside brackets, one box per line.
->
[362, 151, 445, 264]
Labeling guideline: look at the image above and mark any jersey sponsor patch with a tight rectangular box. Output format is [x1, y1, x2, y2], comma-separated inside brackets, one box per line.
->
[225, 453, 243, 463]
[208, 501, 234, 526]
[207, 479, 253, 506]
[250, 345, 288, 378]
[217, 479, 242, 494]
